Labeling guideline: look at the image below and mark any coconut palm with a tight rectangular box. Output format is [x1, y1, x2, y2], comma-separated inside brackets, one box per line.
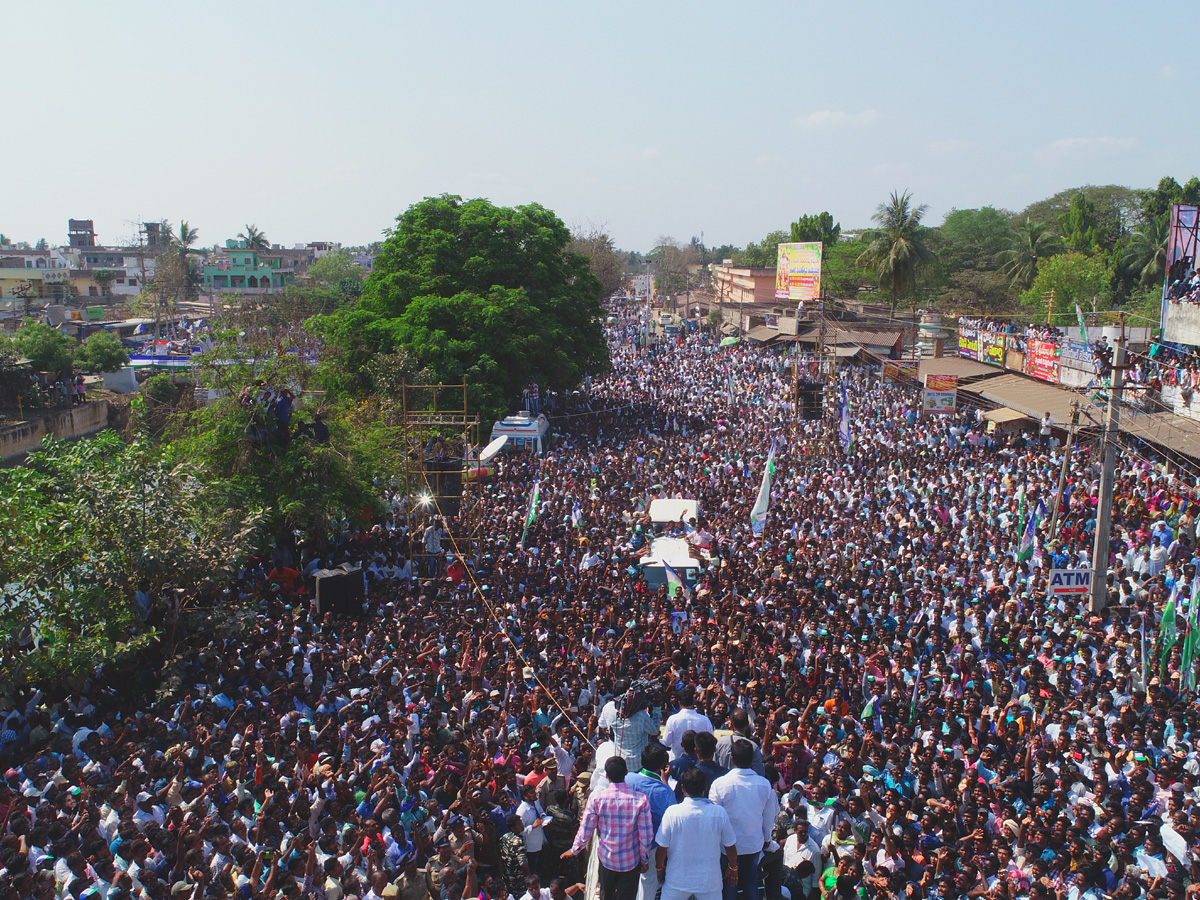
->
[1123, 213, 1170, 289]
[857, 190, 934, 314]
[239, 224, 269, 251]
[995, 219, 1061, 292]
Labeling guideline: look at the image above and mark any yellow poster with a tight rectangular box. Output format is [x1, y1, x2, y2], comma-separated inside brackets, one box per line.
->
[774, 242, 822, 301]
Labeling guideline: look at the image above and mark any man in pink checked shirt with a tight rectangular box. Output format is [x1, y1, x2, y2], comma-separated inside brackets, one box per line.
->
[561, 756, 653, 900]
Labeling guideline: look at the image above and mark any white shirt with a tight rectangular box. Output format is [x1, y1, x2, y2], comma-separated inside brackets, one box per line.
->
[782, 833, 822, 895]
[517, 798, 546, 852]
[709, 767, 778, 855]
[662, 707, 714, 760]
[655, 797, 737, 894]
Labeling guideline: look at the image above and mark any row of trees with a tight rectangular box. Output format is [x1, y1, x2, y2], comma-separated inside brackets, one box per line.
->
[699, 175, 1199, 325]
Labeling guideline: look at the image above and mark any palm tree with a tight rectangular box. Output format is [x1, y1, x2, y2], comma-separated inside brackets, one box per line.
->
[995, 219, 1061, 292]
[239, 224, 269, 251]
[1123, 213, 1170, 289]
[857, 190, 934, 314]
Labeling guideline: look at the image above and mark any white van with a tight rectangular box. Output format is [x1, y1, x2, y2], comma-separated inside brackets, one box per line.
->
[489, 412, 551, 454]
[641, 537, 705, 591]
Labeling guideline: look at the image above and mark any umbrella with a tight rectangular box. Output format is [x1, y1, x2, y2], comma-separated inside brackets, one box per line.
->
[719, 336, 740, 348]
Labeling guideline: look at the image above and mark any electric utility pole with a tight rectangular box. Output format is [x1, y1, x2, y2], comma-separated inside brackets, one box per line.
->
[1048, 401, 1080, 539]
[1090, 317, 1125, 613]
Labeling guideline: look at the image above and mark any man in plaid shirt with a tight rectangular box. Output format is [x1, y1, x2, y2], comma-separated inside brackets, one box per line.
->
[561, 756, 653, 900]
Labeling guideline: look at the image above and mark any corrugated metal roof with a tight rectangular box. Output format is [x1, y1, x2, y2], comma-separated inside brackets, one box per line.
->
[745, 325, 780, 343]
[918, 356, 997, 381]
[959, 374, 1103, 427]
[981, 406, 1031, 424]
[1120, 411, 1200, 462]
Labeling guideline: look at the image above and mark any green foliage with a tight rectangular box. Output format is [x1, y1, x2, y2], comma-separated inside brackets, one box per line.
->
[92, 269, 116, 297]
[568, 227, 625, 298]
[1142, 176, 1200, 221]
[73, 330, 130, 373]
[789, 212, 841, 247]
[15, 321, 76, 373]
[938, 207, 1014, 270]
[739, 230, 789, 268]
[821, 237, 876, 298]
[0, 432, 263, 684]
[995, 219, 1062, 292]
[308, 249, 366, 287]
[238, 224, 270, 251]
[1057, 193, 1103, 255]
[1019, 253, 1111, 324]
[1122, 213, 1170, 289]
[650, 239, 697, 297]
[141, 372, 182, 404]
[312, 195, 608, 421]
[1020, 185, 1140, 250]
[857, 191, 934, 312]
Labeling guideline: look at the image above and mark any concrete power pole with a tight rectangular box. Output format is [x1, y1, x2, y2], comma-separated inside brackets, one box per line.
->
[1089, 320, 1125, 613]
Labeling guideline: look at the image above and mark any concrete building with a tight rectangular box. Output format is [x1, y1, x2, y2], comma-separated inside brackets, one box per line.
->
[202, 240, 298, 294]
[710, 263, 777, 306]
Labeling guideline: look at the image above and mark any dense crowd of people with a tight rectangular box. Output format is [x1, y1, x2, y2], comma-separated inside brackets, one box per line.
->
[4, 319, 1200, 900]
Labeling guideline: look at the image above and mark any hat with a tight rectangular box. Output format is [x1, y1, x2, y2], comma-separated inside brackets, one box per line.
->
[136, 791, 153, 803]
[523, 667, 535, 680]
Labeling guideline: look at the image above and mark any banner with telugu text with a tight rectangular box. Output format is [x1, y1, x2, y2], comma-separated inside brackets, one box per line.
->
[775, 242, 822, 301]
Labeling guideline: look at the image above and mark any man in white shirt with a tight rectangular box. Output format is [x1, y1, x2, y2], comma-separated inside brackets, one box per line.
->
[662, 687, 713, 761]
[709, 740, 778, 900]
[782, 819, 821, 899]
[655, 767, 738, 900]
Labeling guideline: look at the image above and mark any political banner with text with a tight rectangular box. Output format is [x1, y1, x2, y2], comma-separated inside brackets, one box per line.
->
[774, 242, 822, 302]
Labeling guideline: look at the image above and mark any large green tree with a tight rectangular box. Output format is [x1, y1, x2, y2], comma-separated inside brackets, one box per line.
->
[938, 207, 1015, 270]
[1019, 252, 1111, 324]
[789, 212, 841, 247]
[74, 330, 130, 373]
[0, 432, 262, 683]
[857, 190, 934, 313]
[1057, 193, 1103, 255]
[239, 224, 270, 251]
[311, 195, 608, 419]
[15, 321, 76, 373]
[569, 225, 625, 298]
[1142, 176, 1200, 220]
[995, 219, 1062, 291]
[1020, 184, 1141, 250]
[307, 249, 366, 287]
[739, 230, 790, 267]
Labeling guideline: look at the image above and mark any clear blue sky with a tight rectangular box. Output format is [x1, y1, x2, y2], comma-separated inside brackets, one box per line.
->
[3, 1, 1195, 253]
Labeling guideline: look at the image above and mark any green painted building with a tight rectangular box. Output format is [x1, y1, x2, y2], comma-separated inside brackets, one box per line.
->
[202, 240, 296, 293]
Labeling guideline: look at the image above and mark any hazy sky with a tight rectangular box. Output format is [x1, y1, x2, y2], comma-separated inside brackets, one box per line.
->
[3, 2, 1196, 253]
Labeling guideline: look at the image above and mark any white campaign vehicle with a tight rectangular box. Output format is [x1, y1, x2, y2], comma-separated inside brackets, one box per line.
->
[489, 412, 551, 455]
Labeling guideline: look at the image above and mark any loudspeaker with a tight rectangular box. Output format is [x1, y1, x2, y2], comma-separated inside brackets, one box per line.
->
[796, 382, 823, 421]
[425, 457, 463, 517]
[314, 565, 365, 617]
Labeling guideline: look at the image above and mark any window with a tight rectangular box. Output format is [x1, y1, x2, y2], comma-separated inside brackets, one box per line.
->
[129, 278, 137, 287]
[116, 278, 125, 284]
[89, 286, 98, 296]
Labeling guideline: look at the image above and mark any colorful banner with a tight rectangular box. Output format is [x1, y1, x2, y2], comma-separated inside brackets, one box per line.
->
[923, 374, 957, 414]
[774, 242, 822, 301]
[957, 326, 980, 360]
[979, 330, 1006, 367]
[882, 360, 919, 383]
[1023, 338, 1061, 384]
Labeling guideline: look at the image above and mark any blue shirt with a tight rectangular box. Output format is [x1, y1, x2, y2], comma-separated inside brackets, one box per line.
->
[625, 771, 677, 832]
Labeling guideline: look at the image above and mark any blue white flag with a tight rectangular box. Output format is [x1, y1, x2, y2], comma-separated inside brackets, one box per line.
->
[838, 383, 852, 454]
[663, 562, 692, 602]
[572, 500, 583, 529]
[1016, 499, 1047, 563]
[749, 438, 777, 536]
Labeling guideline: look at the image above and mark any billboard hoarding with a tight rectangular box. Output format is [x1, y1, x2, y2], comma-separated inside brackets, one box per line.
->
[957, 326, 980, 360]
[882, 360, 919, 383]
[923, 373, 957, 414]
[774, 242, 822, 302]
[1023, 338, 1061, 384]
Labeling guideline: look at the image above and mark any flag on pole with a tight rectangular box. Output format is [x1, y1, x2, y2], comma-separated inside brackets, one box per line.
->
[838, 383, 852, 454]
[727, 370, 736, 407]
[1075, 300, 1089, 343]
[662, 562, 692, 602]
[1184, 578, 1200, 690]
[749, 438, 777, 536]
[1161, 594, 1179, 678]
[521, 478, 540, 546]
[572, 500, 583, 530]
[1140, 612, 1149, 690]
[1016, 499, 1047, 563]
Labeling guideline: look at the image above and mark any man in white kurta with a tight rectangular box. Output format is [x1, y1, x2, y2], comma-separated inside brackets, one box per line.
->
[654, 767, 737, 900]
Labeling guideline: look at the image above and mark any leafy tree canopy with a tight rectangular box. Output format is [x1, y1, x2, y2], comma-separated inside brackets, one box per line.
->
[938, 207, 1015, 270]
[789, 212, 841, 247]
[1142, 176, 1200, 220]
[307, 248, 365, 287]
[1019, 185, 1141, 250]
[312, 195, 608, 420]
[739, 230, 790, 268]
[15, 321, 75, 373]
[74, 330, 130, 373]
[1019, 252, 1111, 325]
[568, 225, 625, 298]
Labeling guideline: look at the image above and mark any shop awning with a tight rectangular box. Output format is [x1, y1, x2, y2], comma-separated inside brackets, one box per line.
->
[981, 407, 1030, 424]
